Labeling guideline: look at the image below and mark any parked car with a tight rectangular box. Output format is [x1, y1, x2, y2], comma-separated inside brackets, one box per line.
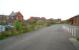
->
[5, 25, 14, 31]
[0, 25, 5, 32]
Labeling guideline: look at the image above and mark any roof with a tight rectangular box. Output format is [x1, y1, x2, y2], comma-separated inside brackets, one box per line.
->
[9, 11, 23, 17]
[74, 15, 79, 17]
[9, 11, 16, 17]
[0, 15, 8, 18]
[68, 15, 79, 20]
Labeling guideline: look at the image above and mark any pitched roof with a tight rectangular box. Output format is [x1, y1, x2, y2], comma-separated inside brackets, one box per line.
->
[9, 11, 16, 16]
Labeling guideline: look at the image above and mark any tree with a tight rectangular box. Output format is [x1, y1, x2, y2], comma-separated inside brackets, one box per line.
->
[14, 20, 23, 31]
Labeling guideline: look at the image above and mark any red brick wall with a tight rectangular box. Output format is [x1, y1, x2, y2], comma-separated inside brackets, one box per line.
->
[16, 12, 23, 22]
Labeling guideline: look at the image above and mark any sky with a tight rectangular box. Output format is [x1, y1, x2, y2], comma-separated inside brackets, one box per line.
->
[0, 0, 79, 20]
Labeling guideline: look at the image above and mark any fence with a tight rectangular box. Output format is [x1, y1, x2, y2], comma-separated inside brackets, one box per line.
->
[62, 25, 79, 37]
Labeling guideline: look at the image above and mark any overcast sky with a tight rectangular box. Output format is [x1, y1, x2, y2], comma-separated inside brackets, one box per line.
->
[0, 0, 79, 20]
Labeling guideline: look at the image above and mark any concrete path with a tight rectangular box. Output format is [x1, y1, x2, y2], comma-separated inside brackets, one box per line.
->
[0, 24, 76, 50]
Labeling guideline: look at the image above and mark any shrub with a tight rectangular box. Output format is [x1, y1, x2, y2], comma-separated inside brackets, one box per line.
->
[77, 37, 79, 41]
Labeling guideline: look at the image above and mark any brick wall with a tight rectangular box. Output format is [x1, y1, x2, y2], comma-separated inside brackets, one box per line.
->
[68, 15, 79, 26]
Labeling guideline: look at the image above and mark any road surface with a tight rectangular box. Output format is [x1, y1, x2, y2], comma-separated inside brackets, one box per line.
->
[0, 24, 76, 50]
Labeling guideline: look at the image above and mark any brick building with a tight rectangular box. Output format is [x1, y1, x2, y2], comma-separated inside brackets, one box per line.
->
[8, 11, 24, 25]
[0, 15, 9, 25]
[0, 11, 24, 25]
[68, 15, 79, 26]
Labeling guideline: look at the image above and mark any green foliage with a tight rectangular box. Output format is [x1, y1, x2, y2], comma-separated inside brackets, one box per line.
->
[0, 31, 13, 40]
[0, 20, 28, 40]
[14, 20, 23, 31]
[0, 18, 58, 40]
[77, 37, 79, 41]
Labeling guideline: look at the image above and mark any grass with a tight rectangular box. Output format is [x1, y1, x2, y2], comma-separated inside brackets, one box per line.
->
[0, 29, 28, 40]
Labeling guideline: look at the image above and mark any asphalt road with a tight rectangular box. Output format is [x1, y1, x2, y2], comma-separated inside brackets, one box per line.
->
[0, 24, 76, 50]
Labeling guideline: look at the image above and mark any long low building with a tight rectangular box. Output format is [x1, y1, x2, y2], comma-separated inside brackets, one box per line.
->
[68, 15, 79, 26]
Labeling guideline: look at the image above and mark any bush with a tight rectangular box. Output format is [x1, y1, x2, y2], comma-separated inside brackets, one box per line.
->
[0, 31, 12, 40]
[77, 37, 79, 41]
[0, 34, 6, 40]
